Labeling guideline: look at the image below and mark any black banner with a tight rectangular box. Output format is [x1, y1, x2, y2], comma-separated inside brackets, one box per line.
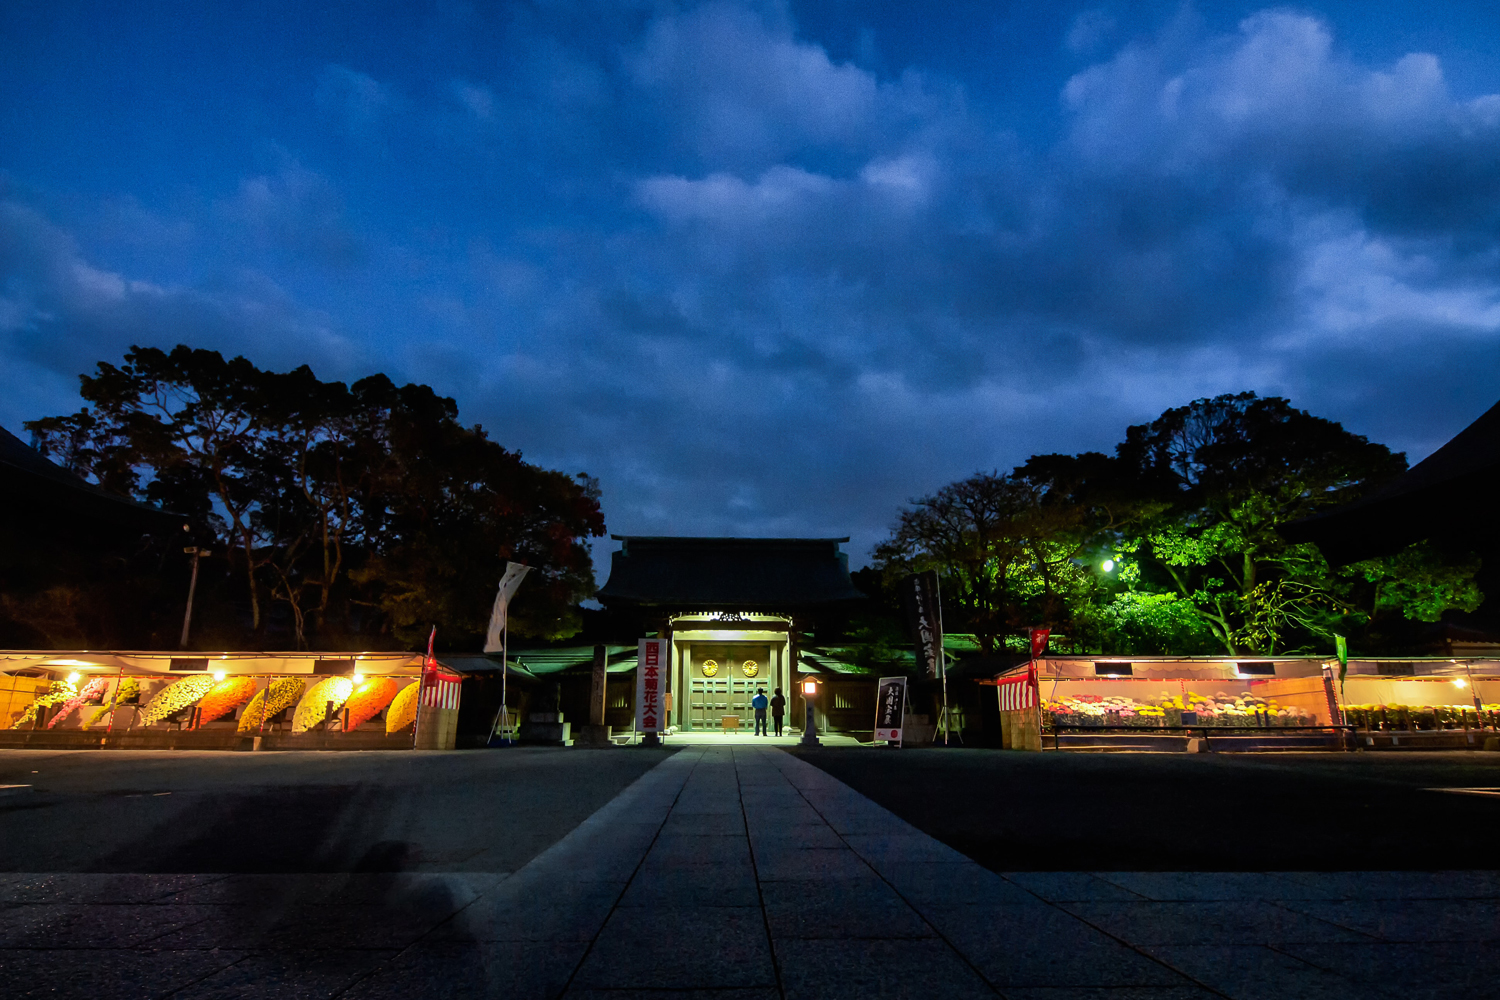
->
[874, 676, 907, 742]
[900, 570, 943, 678]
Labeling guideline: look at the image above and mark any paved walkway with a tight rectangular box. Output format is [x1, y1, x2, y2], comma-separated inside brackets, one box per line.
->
[650, 732, 863, 746]
[3, 745, 1498, 998]
[357, 746, 1500, 999]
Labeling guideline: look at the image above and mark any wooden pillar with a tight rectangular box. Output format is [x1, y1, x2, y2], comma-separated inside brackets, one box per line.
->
[590, 644, 607, 727]
[661, 616, 674, 727]
[788, 621, 804, 731]
[1020, 705, 1042, 751]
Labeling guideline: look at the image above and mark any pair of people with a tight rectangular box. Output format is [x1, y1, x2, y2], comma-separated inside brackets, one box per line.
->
[751, 687, 786, 736]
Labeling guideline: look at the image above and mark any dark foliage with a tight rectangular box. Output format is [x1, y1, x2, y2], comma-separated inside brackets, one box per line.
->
[23, 345, 605, 650]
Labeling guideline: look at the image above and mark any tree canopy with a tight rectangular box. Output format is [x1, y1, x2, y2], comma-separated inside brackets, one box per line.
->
[24, 345, 605, 650]
[875, 393, 1483, 657]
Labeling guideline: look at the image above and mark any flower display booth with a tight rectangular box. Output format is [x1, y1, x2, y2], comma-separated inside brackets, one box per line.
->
[0, 651, 462, 751]
[994, 655, 1500, 752]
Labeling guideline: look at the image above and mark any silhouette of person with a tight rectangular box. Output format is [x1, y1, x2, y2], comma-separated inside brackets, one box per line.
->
[770, 688, 786, 736]
[752, 688, 769, 736]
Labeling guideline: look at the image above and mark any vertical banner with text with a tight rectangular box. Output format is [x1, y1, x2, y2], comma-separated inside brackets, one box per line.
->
[901, 571, 944, 678]
[873, 676, 908, 744]
[636, 638, 667, 734]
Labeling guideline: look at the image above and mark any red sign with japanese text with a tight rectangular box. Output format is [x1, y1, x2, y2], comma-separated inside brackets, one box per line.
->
[637, 638, 666, 733]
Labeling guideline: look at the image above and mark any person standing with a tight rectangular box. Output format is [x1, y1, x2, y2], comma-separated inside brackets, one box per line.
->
[770, 687, 786, 736]
[752, 688, 769, 736]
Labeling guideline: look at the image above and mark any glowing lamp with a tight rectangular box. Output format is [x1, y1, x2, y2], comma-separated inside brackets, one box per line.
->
[1455, 678, 1468, 689]
[353, 672, 364, 685]
[66, 672, 81, 685]
[213, 671, 226, 682]
[798, 678, 821, 747]
[1101, 559, 1115, 573]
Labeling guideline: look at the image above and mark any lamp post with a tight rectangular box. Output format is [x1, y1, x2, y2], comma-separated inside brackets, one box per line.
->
[799, 677, 820, 747]
[179, 547, 211, 649]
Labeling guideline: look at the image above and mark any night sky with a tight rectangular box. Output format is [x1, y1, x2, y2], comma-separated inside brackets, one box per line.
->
[5, 2, 1500, 570]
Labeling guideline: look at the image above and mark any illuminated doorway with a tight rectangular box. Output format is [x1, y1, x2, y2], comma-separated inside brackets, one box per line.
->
[686, 643, 771, 731]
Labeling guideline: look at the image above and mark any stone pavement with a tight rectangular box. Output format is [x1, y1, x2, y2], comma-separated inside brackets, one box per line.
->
[2, 745, 1499, 999]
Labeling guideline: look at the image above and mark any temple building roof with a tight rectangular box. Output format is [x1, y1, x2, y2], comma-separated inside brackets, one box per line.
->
[0, 425, 184, 534]
[597, 536, 866, 610]
[1282, 398, 1500, 565]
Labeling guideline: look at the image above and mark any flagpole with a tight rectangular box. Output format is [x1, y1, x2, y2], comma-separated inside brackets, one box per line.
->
[935, 572, 949, 746]
[414, 626, 435, 751]
[500, 615, 508, 746]
[485, 562, 531, 747]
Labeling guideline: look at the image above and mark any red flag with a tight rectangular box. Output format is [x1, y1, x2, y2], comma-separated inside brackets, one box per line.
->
[1029, 627, 1051, 659]
[425, 626, 437, 673]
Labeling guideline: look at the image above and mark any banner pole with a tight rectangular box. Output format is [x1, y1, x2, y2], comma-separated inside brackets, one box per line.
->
[501, 617, 508, 745]
[935, 572, 948, 745]
[413, 626, 435, 751]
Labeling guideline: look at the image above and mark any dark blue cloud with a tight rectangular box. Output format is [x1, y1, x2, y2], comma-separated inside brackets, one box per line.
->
[3, 2, 1500, 570]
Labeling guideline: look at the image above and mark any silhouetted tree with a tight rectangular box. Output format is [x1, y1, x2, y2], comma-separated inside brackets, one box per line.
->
[27, 345, 605, 649]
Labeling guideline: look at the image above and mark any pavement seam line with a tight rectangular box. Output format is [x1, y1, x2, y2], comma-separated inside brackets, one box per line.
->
[985, 884, 1238, 998]
[779, 750, 1248, 1000]
[1262, 895, 1383, 942]
[733, 747, 786, 1000]
[156, 949, 257, 998]
[1262, 940, 1360, 979]
[1003, 882, 1252, 997]
[331, 752, 697, 1000]
[553, 749, 704, 999]
[326, 873, 514, 998]
[766, 749, 1005, 997]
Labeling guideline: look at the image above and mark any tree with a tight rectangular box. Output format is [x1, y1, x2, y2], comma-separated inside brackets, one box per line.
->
[31, 347, 277, 628]
[1114, 393, 1478, 654]
[874, 473, 1033, 655]
[27, 345, 606, 649]
[882, 392, 1484, 658]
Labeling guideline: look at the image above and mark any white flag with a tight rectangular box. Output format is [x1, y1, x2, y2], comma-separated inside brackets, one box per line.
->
[483, 562, 531, 653]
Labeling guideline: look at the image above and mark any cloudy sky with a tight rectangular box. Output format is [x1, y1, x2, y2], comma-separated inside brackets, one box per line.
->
[5, 1, 1500, 571]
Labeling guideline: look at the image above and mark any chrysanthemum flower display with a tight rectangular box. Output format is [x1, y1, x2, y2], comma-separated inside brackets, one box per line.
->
[1344, 702, 1492, 731]
[47, 677, 111, 729]
[138, 675, 216, 727]
[385, 681, 421, 734]
[81, 705, 115, 730]
[113, 677, 141, 704]
[1043, 691, 1317, 729]
[193, 676, 258, 727]
[292, 676, 355, 733]
[237, 677, 307, 733]
[7, 679, 77, 729]
[343, 677, 400, 730]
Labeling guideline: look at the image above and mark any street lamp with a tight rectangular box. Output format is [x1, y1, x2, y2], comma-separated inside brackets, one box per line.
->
[799, 677, 820, 747]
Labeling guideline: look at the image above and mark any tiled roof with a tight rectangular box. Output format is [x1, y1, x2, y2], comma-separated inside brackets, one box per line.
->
[597, 536, 866, 609]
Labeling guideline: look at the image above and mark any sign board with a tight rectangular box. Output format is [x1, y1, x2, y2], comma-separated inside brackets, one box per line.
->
[901, 571, 943, 677]
[636, 638, 667, 733]
[873, 676, 907, 743]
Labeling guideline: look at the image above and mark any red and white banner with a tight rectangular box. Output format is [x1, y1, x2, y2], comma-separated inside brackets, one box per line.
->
[995, 668, 1038, 712]
[420, 674, 461, 711]
[637, 638, 666, 733]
